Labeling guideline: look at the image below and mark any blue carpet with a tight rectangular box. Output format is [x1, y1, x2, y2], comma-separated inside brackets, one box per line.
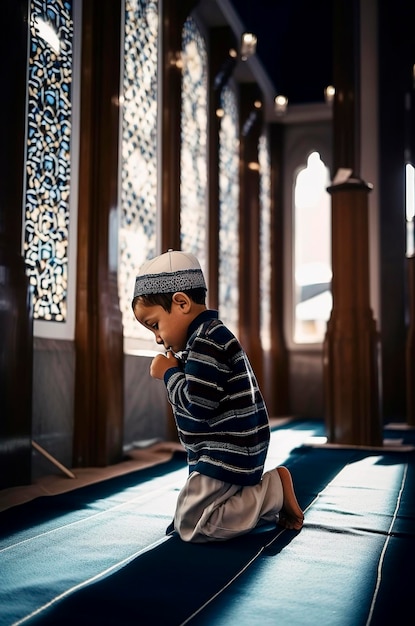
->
[193, 448, 415, 626]
[1, 420, 414, 626]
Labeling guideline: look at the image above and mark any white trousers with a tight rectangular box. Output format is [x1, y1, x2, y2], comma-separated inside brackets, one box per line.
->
[173, 468, 284, 543]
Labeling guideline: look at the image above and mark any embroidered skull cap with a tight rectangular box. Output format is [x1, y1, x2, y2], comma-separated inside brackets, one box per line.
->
[133, 249, 207, 298]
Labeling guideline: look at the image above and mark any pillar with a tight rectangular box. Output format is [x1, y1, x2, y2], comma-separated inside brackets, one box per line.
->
[323, 178, 382, 445]
[0, 0, 33, 488]
[406, 254, 415, 425]
[73, 0, 124, 467]
[239, 83, 263, 384]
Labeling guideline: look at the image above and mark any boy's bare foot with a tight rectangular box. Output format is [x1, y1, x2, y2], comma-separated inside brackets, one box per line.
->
[277, 466, 304, 530]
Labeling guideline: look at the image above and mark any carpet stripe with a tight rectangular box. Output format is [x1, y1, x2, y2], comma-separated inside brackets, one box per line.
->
[12, 535, 172, 626]
[0, 470, 185, 554]
[180, 527, 287, 626]
[176, 472, 329, 626]
[3, 421, 412, 626]
[190, 449, 414, 626]
[365, 462, 408, 626]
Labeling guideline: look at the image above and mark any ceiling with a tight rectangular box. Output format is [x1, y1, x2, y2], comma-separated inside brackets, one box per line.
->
[196, 0, 334, 111]
[227, 0, 333, 105]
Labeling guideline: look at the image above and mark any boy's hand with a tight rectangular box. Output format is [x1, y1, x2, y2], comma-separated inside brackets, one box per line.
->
[150, 352, 179, 379]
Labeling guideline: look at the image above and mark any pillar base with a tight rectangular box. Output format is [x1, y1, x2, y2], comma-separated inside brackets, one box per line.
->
[324, 313, 383, 446]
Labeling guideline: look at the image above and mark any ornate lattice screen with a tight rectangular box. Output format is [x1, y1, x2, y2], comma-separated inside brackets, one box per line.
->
[218, 84, 239, 335]
[24, 0, 74, 323]
[180, 16, 208, 275]
[119, 0, 159, 341]
[259, 131, 271, 350]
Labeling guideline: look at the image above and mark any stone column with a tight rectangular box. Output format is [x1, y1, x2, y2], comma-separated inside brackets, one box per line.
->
[406, 254, 415, 425]
[239, 83, 263, 385]
[73, 0, 124, 467]
[0, 0, 33, 488]
[323, 178, 382, 445]
[324, 1, 382, 445]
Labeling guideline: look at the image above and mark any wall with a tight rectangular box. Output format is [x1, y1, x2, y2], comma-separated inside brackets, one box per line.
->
[123, 354, 170, 448]
[31, 346, 170, 477]
[32, 338, 75, 478]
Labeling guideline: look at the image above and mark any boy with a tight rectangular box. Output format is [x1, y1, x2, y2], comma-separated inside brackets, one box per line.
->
[132, 249, 303, 543]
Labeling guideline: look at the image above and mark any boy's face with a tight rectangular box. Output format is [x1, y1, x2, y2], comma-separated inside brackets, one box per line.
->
[133, 294, 190, 354]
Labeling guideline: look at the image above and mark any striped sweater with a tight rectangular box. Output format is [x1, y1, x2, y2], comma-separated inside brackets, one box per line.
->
[164, 310, 270, 486]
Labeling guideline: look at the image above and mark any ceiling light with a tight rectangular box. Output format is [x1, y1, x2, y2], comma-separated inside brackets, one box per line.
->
[274, 95, 288, 114]
[240, 33, 257, 61]
[169, 51, 184, 69]
[324, 85, 335, 104]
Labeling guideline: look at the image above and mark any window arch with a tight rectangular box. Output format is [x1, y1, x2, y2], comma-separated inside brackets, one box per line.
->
[406, 163, 415, 256]
[283, 121, 332, 347]
[293, 151, 332, 343]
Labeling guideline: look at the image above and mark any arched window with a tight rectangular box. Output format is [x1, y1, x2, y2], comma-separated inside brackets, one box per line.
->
[180, 16, 208, 276]
[406, 163, 415, 256]
[293, 151, 332, 343]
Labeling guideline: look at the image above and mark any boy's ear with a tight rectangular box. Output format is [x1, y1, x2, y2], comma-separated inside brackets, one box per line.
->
[172, 292, 191, 311]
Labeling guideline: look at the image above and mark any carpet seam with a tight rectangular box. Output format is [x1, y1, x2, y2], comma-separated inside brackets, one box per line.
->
[10, 535, 173, 626]
[0, 472, 183, 554]
[178, 487, 324, 625]
[364, 462, 408, 626]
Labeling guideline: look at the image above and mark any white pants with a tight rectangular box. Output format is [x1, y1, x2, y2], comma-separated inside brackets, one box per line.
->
[173, 468, 284, 543]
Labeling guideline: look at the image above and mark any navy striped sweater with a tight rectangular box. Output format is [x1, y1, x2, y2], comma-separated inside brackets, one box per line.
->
[164, 310, 270, 486]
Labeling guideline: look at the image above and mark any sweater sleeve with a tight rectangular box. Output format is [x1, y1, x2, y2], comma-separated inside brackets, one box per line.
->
[164, 332, 227, 422]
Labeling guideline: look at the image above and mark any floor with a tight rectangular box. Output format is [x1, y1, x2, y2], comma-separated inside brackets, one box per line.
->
[0, 439, 185, 513]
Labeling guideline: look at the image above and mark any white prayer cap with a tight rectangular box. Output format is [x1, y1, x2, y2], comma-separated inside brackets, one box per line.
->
[133, 249, 206, 298]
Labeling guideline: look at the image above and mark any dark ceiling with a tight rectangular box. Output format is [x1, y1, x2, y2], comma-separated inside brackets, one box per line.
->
[229, 0, 334, 105]
[197, 0, 415, 113]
